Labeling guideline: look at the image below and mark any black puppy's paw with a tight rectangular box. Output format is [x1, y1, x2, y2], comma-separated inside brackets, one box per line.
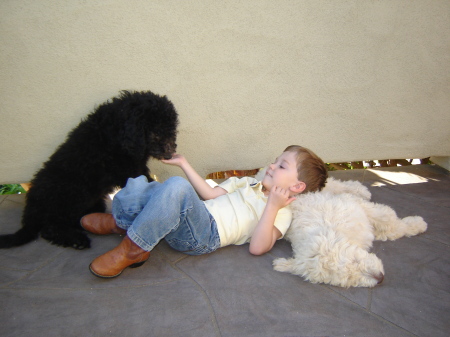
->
[40, 227, 91, 250]
[69, 234, 91, 250]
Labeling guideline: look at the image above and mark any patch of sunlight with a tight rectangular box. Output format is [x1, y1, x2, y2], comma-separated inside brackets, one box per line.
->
[108, 174, 159, 199]
[368, 170, 439, 187]
[206, 179, 219, 188]
[108, 188, 121, 200]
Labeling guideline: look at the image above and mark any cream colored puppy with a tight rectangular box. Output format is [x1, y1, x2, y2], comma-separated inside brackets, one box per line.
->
[272, 177, 427, 288]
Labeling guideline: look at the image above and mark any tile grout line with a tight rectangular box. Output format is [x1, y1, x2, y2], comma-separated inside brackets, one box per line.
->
[366, 287, 372, 311]
[175, 268, 222, 337]
[0, 195, 7, 206]
[382, 185, 450, 209]
[2, 277, 189, 291]
[325, 285, 419, 337]
[159, 252, 223, 337]
[0, 249, 66, 289]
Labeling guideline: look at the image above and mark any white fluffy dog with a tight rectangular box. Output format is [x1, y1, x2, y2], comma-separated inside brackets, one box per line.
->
[272, 177, 427, 288]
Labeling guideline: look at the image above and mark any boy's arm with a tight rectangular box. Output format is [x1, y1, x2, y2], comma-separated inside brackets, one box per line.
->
[162, 154, 227, 200]
[249, 186, 295, 255]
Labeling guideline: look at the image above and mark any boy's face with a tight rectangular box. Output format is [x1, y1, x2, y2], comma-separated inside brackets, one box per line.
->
[262, 151, 302, 196]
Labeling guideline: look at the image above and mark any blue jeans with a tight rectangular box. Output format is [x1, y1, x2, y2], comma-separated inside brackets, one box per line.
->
[112, 176, 220, 255]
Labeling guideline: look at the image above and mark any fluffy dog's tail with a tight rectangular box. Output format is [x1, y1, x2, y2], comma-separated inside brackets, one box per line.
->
[361, 201, 427, 241]
[0, 227, 39, 248]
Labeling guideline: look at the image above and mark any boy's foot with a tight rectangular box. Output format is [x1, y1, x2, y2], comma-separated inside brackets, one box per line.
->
[89, 235, 150, 278]
[80, 213, 127, 235]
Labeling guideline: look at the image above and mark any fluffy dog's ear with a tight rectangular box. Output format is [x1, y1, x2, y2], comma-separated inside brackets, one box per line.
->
[255, 167, 267, 181]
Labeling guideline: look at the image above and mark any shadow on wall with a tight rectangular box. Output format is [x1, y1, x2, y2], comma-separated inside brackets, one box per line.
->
[205, 157, 432, 179]
[0, 157, 433, 195]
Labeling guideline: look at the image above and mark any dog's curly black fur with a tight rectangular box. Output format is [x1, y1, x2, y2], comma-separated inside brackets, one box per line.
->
[0, 90, 178, 250]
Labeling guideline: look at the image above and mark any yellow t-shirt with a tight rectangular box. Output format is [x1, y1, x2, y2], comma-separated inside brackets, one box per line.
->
[203, 177, 292, 247]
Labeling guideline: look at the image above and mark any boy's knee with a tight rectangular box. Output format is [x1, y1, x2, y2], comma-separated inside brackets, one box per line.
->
[166, 176, 188, 185]
[165, 176, 193, 194]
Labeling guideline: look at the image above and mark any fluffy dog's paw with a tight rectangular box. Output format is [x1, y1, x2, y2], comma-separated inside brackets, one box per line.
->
[273, 258, 295, 273]
[402, 216, 427, 236]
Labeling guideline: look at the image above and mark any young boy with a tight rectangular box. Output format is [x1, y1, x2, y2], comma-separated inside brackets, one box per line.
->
[82, 145, 328, 278]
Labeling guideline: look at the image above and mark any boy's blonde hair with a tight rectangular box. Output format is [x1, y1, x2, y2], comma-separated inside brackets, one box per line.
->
[284, 145, 328, 193]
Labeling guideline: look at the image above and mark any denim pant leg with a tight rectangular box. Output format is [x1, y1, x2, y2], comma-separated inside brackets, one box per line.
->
[112, 175, 160, 230]
[112, 176, 220, 255]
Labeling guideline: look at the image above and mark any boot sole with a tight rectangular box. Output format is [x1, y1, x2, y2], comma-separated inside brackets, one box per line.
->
[89, 260, 148, 279]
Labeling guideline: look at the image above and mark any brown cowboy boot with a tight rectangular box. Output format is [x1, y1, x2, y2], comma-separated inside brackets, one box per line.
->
[89, 235, 151, 278]
[80, 213, 126, 235]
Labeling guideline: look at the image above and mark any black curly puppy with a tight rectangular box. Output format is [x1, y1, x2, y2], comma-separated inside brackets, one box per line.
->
[0, 90, 178, 250]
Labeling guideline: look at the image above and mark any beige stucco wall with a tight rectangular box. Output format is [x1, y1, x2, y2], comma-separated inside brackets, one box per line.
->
[1, 0, 449, 184]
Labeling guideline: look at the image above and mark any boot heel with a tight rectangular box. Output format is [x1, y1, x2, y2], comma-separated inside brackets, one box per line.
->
[89, 236, 150, 278]
[129, 260, 147, 268]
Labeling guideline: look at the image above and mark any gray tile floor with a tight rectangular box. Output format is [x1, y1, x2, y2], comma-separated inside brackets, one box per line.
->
[0, 165, 449, 337]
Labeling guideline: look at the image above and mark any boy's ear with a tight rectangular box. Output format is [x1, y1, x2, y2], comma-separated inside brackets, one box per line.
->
[291, 181, 306, 194]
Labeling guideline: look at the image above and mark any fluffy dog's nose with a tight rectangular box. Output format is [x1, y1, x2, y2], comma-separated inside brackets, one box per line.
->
[376, 273, 384, 284]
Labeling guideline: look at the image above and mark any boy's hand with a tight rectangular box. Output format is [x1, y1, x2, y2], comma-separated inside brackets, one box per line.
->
[250, 185, 293, 256]
[267, 186, 296, 209]
[161, 154, 187, 167]
[161, 154, 226, 200]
